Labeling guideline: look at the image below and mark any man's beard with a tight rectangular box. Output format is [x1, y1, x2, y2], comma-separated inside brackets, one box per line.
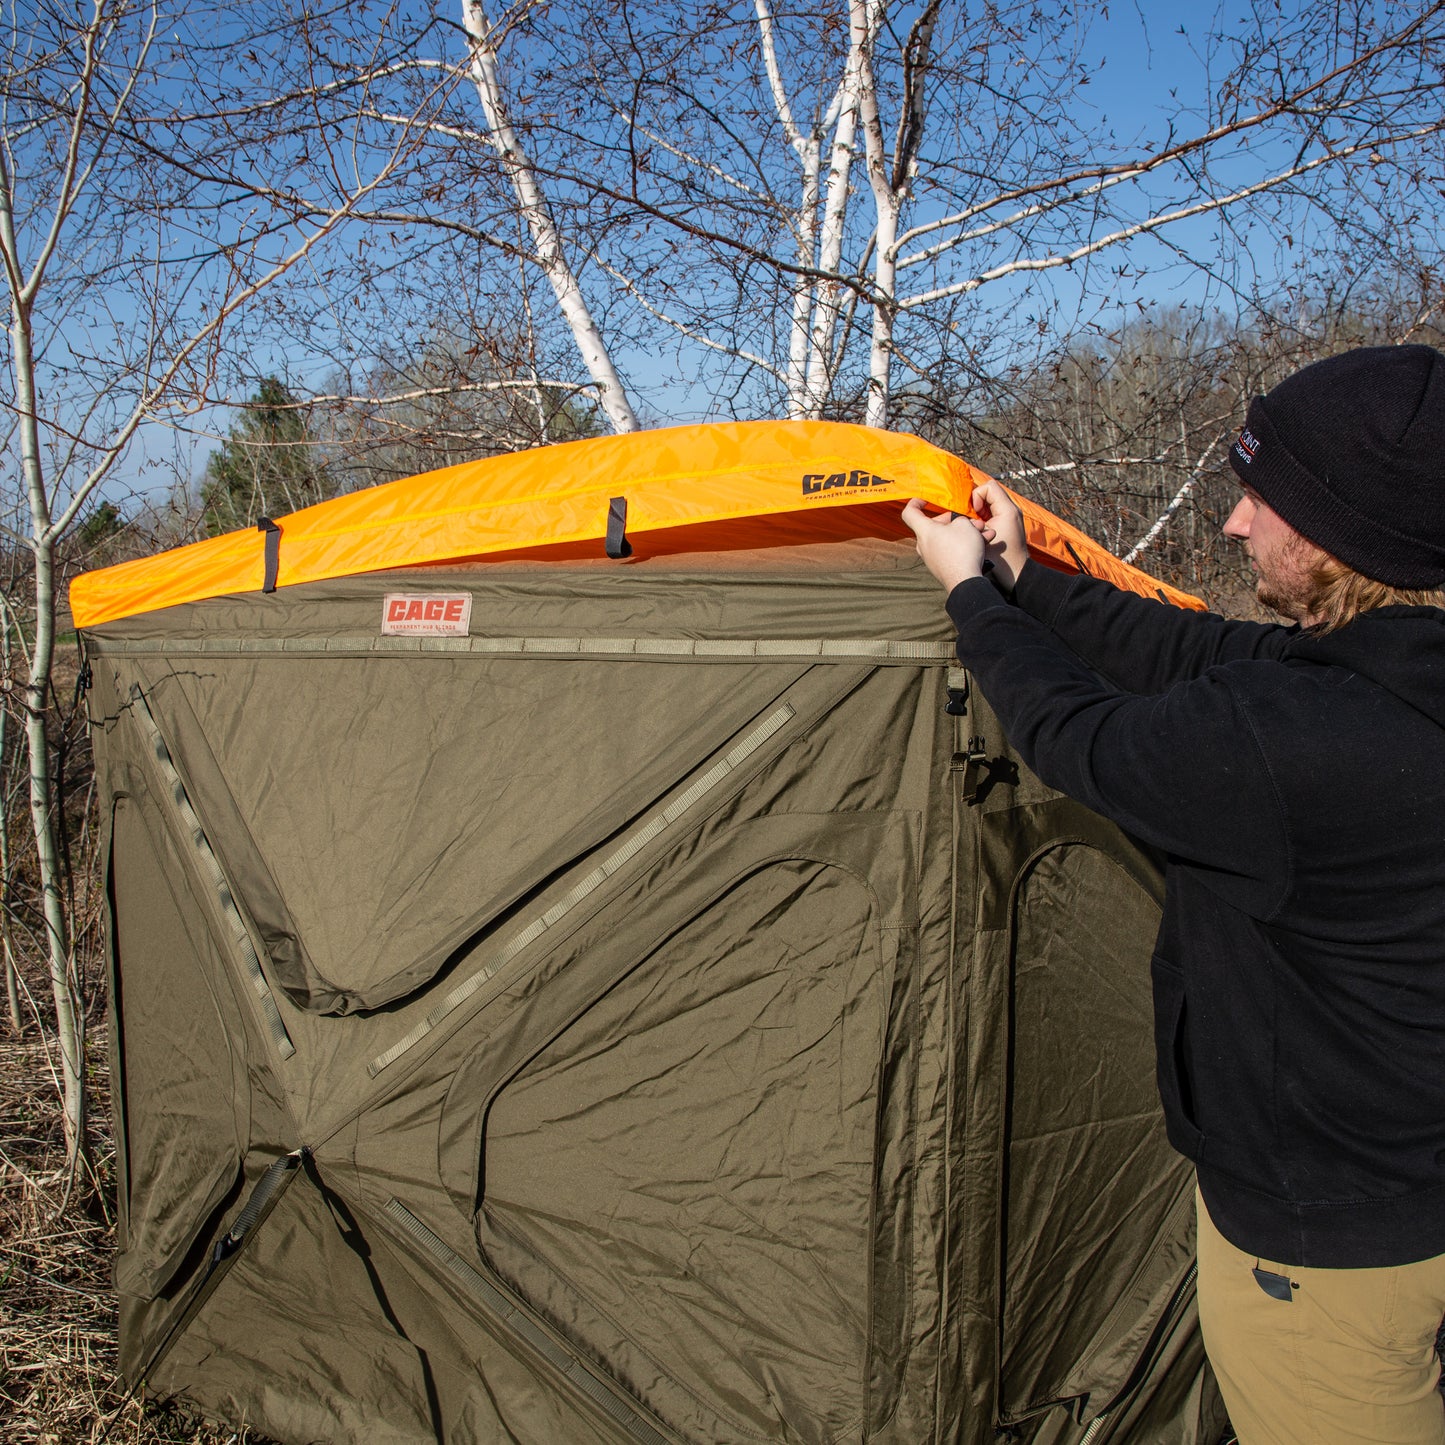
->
[1253, 533, 1321, 622]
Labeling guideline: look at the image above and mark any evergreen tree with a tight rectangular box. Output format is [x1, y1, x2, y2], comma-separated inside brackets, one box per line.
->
[76, 499, 125, 560]
[200, 377, 333, 535]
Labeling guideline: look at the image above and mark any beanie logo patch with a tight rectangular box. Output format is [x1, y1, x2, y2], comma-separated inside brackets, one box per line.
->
[1233, 426, 1260, 465]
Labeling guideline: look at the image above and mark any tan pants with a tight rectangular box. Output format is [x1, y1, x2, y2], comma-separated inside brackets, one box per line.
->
[1196, 1190, 1445, 1444]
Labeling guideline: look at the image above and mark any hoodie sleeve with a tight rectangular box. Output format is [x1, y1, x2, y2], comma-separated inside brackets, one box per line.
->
[1010, 562, 1294, 694]
[948, 577, 1290, 919]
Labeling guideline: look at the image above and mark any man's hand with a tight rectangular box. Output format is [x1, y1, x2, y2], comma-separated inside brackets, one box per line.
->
[902, 483, 1030, 593]
[901, 497, 987, 591]
[969, 480, 1029, 593]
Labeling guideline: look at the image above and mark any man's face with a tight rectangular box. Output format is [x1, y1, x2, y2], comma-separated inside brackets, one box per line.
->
[1223, 489, 1326, 623]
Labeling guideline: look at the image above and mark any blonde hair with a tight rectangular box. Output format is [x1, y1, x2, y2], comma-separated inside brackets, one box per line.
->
[1303, 553, 1445, 633]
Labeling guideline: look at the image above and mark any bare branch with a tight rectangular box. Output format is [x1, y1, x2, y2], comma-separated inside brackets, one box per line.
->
[461, 0, 639, 432]
[1121, 430, 1230, 565]
[754, 0, 805, 157]
[593, 255, 785, 381]
[47, 118, 428, 540]
[897, 2, 1445, 256]
[899, 123, 1445, 311]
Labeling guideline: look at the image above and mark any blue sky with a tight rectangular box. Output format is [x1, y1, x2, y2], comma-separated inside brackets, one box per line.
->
[35, 0, 1439, 512]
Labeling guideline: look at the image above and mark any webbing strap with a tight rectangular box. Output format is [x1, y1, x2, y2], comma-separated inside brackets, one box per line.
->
[605, 496, 632, 559]
[367, 700, 796, 1077]
[384, 1200, 673, 1445]
[213, 1150, 303, 1263]
[257, 518, 281, 593]
[91, 634, 955, 662]
[128, 685, 295, 1060]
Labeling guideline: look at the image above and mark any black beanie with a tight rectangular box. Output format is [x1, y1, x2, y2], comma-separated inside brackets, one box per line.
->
[1227, 344, 1445, 588]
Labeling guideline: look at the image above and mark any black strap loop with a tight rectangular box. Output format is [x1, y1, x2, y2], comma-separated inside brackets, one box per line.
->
[605, 496, 632, 559]
[257, 517, 281, 593]
[212, 1149, 303, 1263]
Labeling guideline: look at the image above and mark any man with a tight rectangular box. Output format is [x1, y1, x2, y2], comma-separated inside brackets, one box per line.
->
[902, 344, 1445, 1445]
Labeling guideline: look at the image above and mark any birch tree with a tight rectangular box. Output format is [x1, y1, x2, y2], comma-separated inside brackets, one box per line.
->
[460, 0, 1445, 428]
[855, 0, 936, 426]
[272, 0, 1444, 446]
[754, 0, 859, 417]
[0, 0, 429, 1177]
[460, 0, 640, 432]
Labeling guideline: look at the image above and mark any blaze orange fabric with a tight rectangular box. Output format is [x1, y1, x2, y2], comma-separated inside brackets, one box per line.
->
[70, 420, 1203, 627]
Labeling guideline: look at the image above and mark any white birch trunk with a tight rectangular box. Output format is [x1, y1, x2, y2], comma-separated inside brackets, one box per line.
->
[854, 0, 896, 428]
[0, 628, 18, 1035]
[8, 294, 85, 1162]
[757, 0, 862, 419]
[755, 0, 823, 417]
[804, 72, 860, 413]
[785, 145, 820, 418]
[462, 0, 639, 434]
[857, 0, 935, 428]
[865, 197, 899, 429]
[0, 69, 90, 1155]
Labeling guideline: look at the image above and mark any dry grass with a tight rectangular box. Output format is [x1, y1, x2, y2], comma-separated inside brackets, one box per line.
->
[0, 1033, 275, 1445]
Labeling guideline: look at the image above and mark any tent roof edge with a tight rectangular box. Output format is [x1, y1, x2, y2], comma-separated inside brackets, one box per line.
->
[72, 420, 1203, 627]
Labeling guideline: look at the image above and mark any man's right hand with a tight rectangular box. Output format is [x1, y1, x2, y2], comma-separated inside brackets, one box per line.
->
[970, 481, 1030, 593]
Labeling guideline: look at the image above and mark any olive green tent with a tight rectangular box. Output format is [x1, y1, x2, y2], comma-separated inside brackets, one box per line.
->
[79, 422, 1227, 1444]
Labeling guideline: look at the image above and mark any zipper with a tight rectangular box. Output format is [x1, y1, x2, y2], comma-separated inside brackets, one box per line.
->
[367, 700, 798, 1077]
[1076, 1260, 1199, 1443]
[384, 1199, 675, 1445]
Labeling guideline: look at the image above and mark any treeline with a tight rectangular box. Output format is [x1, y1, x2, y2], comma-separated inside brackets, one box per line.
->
[918, 288, 1445, 602]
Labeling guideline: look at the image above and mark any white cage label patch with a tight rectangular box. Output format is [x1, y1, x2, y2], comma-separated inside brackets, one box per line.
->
[382, 593, 473, 636]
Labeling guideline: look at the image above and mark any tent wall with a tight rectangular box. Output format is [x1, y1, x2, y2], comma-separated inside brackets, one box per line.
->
[87, 546, 1225, 1444]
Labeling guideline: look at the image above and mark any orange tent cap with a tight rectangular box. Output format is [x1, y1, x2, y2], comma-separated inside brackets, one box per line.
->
[70, 420, 1203, 628]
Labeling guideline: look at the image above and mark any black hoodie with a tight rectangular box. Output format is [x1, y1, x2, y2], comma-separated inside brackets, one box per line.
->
[947, 561, 1445, 1268]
